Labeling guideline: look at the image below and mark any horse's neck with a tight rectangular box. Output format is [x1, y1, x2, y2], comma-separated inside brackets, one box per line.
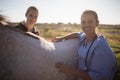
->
[54, 39, 80, 49]
[38, 37, 80, 53]
[53, 39, 80, 56]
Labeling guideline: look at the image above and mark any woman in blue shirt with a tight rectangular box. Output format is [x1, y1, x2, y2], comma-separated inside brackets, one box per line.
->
[53, 10, 117, 80]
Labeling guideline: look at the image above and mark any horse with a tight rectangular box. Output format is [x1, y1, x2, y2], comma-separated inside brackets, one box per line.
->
[0, 17, 80, 80]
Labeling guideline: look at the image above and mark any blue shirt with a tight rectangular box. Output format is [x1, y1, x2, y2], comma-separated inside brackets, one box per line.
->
[77, 32, 117, 80]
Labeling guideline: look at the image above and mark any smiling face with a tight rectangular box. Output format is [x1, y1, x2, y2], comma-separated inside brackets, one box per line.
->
[26, 9, 38, 26]
[81, 11, 99, 35]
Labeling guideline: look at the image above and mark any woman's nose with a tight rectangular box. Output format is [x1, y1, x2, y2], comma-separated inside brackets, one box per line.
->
[82, 23, 89, 27]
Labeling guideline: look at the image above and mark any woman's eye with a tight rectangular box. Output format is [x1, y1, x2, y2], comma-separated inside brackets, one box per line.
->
[29, 14, 37, 18]
[29, 15, 33, 17]
[34, 16, 37, 18]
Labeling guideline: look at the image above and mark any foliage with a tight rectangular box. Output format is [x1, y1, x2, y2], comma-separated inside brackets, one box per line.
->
[113, 53, 120, 80]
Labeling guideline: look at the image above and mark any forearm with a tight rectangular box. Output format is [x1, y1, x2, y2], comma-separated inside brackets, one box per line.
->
[58, 32, 78, 40]
[55, 62, 92, 80]
[73, 69, 92, 80]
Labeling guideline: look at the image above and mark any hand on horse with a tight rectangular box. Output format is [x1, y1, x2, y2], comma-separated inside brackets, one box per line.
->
[55, 62, 77, 76]
[52, 37, 64, 42]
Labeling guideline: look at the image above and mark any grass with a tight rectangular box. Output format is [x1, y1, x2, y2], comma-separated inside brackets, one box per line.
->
[113, 53, 120, 79]
[36, 24, 120, 54]
[36, 24, 120, 79]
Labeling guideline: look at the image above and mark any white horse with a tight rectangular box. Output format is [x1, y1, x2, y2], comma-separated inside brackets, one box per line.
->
[0, 25, 80, 80]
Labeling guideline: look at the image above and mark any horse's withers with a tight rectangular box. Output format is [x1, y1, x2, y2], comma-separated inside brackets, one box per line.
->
[0, 25, 80, 80]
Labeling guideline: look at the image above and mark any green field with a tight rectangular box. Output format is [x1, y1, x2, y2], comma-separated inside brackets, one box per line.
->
[35, 23, 120, 79]
[11, 22, 120, 79]
[36, 24, 120, 52]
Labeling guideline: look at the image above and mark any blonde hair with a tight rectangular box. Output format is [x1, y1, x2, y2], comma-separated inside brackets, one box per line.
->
[25, 6, 38, 16]
[81, 10, 99, 22]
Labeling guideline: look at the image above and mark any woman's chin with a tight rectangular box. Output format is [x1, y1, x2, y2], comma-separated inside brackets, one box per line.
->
[84, 31, 90, 34]
[29, 22, 35, 25]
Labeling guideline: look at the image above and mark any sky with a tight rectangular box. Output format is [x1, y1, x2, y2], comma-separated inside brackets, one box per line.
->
[0, 0, 120, 24]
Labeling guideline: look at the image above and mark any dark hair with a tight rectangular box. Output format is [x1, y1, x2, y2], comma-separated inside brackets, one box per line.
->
[25, 6, 38, 17]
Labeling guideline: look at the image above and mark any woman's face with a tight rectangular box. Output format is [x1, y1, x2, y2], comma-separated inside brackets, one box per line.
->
[81, 13, 98, 35]
[26, 10, 38, 26]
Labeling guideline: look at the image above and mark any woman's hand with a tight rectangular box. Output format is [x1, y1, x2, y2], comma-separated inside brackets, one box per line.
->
[52, 32, 78, 42]
[55, 62, 92, 80]
[55, 62, 77, 76]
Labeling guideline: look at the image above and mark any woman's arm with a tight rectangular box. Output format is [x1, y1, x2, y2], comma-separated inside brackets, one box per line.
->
[55, 62, 92, 80]
[74, 69, 92, 80]
[52, 32, 78, 42]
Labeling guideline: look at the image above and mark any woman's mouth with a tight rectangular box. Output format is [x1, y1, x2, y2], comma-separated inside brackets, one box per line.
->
[85, 28, 89, 31]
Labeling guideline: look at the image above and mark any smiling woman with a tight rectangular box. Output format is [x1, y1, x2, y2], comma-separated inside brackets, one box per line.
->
[53, 10, 117, 80]
[15, 6, 40, 35]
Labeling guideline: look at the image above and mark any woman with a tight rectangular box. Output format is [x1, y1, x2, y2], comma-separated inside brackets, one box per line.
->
[15, 6, 39, 35]
[53, 10, 117, 80]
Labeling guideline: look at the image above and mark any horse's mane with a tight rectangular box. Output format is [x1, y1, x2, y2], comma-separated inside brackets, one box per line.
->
[0, 17, 41, 41]
[0, 14, 8, 25]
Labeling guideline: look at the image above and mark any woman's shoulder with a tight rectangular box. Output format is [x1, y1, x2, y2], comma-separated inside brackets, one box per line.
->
[77, 32, 85, 36]
[32, 27, 40, 35]
[95, 35, 114, 54]
[94, 35, 117, 64]
[77, 32, 86, 41]
[15, 22, 27, 32]
[96, 35, 109, 47]
[15, 22, 23, 27]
